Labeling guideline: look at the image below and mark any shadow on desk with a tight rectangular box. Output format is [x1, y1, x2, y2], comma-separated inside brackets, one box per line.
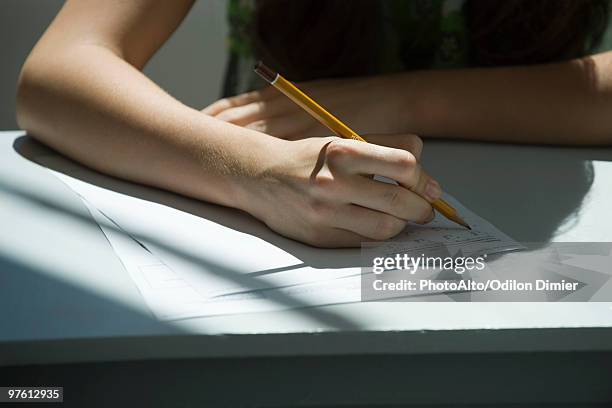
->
[9, 136, 364, 329]
[420, 139, 603, 243]
[15, 135, 603, 249]
[14, 136, 363, 270]
[8, 135, 603, 327]
[0, 250, 181, 353]
[13, 135, 604, 259]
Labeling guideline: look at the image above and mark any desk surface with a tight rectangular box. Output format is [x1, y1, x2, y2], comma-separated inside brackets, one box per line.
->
[2, 130, 612, 367]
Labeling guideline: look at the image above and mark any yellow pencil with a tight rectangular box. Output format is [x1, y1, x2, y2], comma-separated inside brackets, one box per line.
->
[254, 61, 470, 230]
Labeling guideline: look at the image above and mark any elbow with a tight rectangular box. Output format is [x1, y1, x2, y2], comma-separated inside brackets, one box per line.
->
[15, 53, 64, 140]
[15, 59, 42, 133]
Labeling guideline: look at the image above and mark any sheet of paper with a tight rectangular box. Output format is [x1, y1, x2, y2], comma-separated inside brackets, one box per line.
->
[390, 193, 523, 256]
[52, 170, 524, 320]
[53, 170, 365, 298]
[83, 202, 361, 320]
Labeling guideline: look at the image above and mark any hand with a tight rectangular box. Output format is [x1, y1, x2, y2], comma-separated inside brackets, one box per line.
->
[203, 76, 406, 140]
[243, 133, 442, 247]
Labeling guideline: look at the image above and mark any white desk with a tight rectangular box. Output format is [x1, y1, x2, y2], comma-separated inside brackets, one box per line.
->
[1, 130, 612, 406]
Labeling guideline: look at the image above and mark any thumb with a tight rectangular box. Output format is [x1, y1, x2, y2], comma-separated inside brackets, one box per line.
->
[364, 134, 441, 203]
[412, 167, 443, 203]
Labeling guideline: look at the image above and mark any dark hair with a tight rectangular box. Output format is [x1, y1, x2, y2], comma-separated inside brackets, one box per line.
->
[467, 0, 610, 66]
[252, 0, 610, 81]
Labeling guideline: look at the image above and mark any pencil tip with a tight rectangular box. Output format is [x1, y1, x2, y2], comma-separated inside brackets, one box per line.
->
[455, 216, 471, 230]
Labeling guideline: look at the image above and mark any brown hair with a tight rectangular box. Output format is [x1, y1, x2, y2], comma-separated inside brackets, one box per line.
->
[467, 0, 610, 66]
[251, 0, 610, 80]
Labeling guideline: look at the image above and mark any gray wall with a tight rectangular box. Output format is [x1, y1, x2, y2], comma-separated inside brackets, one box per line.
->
[0, 0, 228, 129]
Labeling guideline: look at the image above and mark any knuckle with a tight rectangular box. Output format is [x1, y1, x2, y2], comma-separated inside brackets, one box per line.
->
[312, 172, 336, 195]
[325, 139, 355, 165]
[251, 100, 266, 115]
[233, 92, 253, 105]
[219, 98, 238, 110]
[396, 150, 417, 169]
[386, 188, 403, 213]
[373, 216, 404, 240]
[216, 108, 240, 122]
[215, 98, 230, 107]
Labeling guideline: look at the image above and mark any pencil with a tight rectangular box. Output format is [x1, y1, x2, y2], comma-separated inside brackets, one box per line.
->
[254, 61, 470, 230]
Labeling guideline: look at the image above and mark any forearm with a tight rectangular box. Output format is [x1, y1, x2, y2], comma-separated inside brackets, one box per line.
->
[16, 45, 276, 209]
[398, 51, 612, 145]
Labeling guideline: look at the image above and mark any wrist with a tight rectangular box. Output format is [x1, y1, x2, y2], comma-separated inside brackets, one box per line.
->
[393, 69, 453, 137]
[184, 113, 290, 215]
[229, 133, 291, 218]
[356, 74, 412, 134]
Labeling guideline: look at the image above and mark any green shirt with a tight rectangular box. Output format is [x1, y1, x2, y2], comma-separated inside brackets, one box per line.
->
[223, 0, 468, 96]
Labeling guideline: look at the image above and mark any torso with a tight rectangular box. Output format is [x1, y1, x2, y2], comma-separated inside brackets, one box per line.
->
[223, 0, 469, 96]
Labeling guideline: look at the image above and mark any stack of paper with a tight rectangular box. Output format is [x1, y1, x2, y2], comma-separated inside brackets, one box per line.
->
[51, 171, 523, 321]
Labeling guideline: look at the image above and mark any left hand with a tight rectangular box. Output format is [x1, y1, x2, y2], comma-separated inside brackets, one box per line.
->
[202, 75, 406, 140]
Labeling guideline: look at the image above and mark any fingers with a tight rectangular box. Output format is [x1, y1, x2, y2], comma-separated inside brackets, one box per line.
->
[360, 134, 440, 204]
[325, 139, 442, 203]
[201, 87, 277, 116]
[245, 113, 320, 139]
[204, 86, 343, 139]
[330, 204, 407, 241]
[362, 133, 423, 161]
[344, 176, 434, 224]
[214, 99, 290, 127]
[259, 133, 438, 247]
[204, 89, 326, 138]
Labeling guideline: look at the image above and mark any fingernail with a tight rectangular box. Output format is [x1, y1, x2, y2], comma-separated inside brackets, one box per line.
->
[424, 180, 442, 201]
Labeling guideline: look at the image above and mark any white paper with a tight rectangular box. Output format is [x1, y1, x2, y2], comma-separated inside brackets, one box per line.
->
[82, 199, 362, 320]
[53, 170, 524, 320]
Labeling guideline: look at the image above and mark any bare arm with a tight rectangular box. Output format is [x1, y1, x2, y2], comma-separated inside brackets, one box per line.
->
[15, 0, 443, 247]
[206, 52, 612, 145]
[402, 52, 612, 145]
[16, 0, 275, 207]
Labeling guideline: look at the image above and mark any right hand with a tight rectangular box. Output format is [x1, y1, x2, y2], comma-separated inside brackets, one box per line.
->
[243, 133, 442, 247]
